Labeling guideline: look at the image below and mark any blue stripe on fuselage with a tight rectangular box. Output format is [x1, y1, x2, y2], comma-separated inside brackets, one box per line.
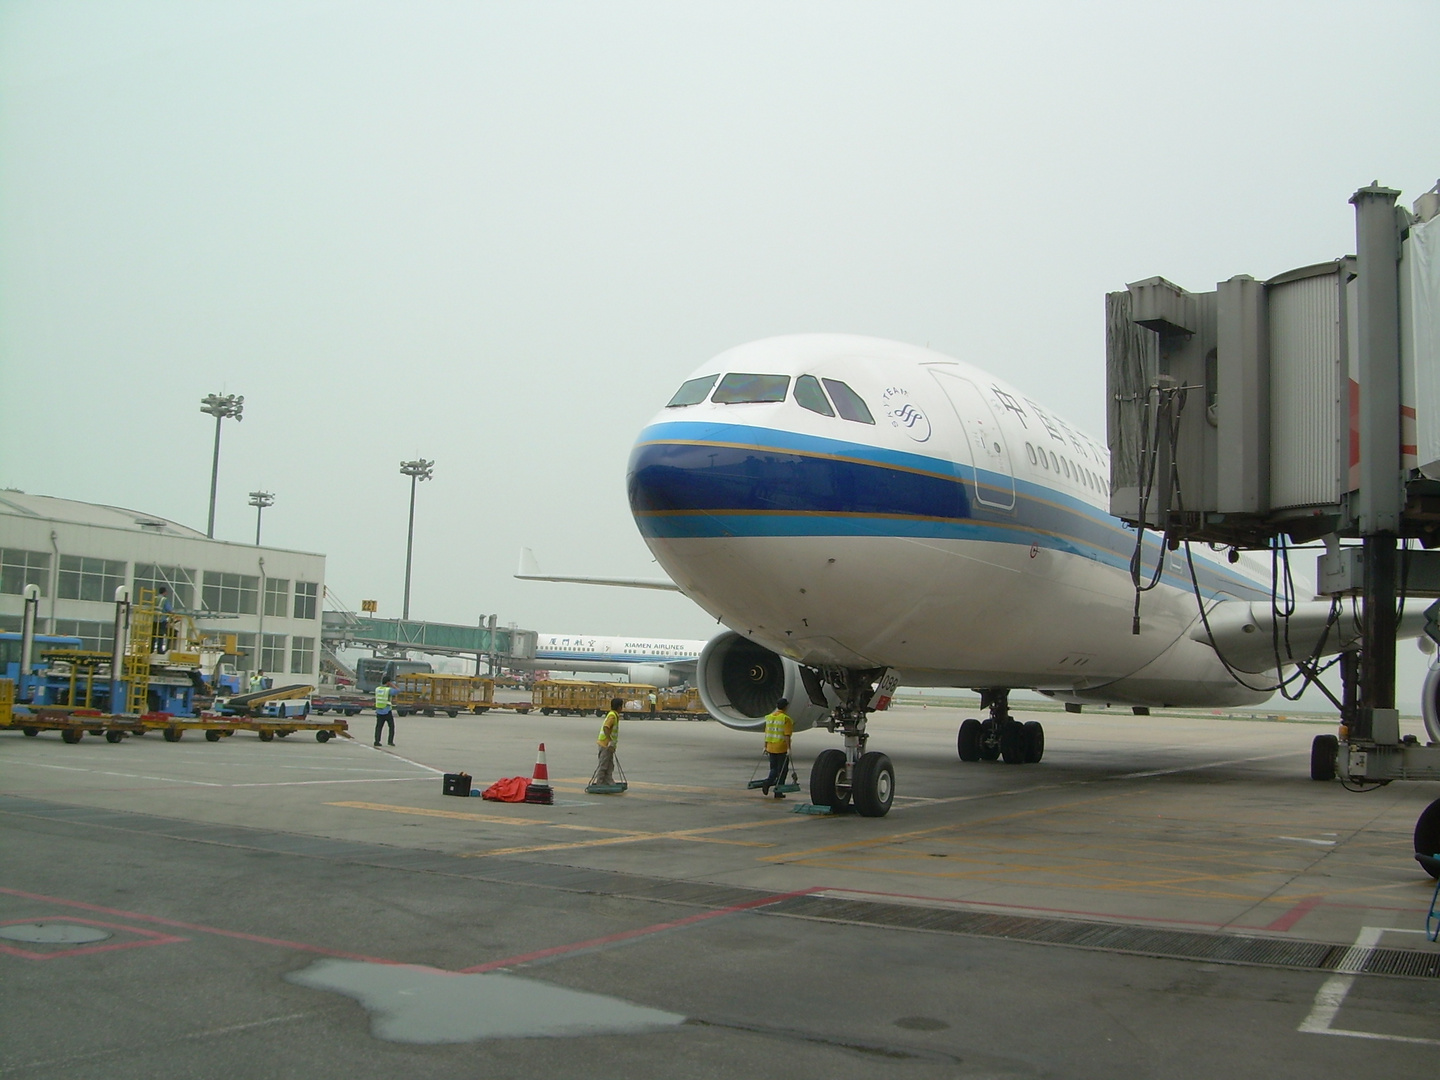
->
[627, 420, 1268, 601]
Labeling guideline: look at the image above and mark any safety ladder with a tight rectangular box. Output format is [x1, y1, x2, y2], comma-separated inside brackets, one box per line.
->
[124, 588, 157, 715]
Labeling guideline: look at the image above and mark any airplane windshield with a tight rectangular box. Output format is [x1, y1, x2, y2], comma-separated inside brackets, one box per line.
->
[666, 375, 718, 407]
[821, 379, 874, 424]
[712, 373, 790, 404]
[794, 375, 835, 416]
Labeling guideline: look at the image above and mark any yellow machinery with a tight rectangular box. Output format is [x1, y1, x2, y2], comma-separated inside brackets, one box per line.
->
[0, 678, 12, 726]
[532, 680, 659, 717]
[393, 673, 494, 716]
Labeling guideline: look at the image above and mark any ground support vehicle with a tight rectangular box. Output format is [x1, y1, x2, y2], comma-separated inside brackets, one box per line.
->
[1, 702, 349, 744]
[392, 674, 535, 716]
[533, 680, 665, 717]
[310, 693, 369, 717]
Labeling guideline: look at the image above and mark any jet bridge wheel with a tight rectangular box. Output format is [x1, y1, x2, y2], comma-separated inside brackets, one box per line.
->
[852, 752, 895, 817]
[957, 718, 983, 761]
[810, 748, 851, 808]
[1310, 734, 1338, 782]
[1414, 798, 1440, 878]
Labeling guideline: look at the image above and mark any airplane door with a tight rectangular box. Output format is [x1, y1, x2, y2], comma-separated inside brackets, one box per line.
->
[928, 369, 1016, 510]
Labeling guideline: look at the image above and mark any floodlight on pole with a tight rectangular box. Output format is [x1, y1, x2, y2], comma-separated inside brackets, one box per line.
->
[248, 490, 275, 545]
[200, 393, 244, 539]
[399, 458, 435, 620]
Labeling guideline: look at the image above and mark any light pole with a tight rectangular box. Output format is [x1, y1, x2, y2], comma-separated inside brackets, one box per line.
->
[200, 393, 244, 538]
[399, 458, 434, 620]
[248, 490, 274, 545]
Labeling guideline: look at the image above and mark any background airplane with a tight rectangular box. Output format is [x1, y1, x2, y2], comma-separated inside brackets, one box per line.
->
[624, 334, 1426, 816]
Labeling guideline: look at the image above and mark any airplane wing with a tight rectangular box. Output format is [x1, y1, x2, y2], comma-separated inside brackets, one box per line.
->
[1189, 599, 1428, 674]
[515, 547, 682, 592]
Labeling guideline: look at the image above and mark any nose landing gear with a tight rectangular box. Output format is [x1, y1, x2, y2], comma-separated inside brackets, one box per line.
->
[807, 667, 897, 817]
[956, 689, 1043, 764]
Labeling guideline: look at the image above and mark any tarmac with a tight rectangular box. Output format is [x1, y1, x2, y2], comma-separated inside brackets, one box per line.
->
[3, 702, 1439, 1078]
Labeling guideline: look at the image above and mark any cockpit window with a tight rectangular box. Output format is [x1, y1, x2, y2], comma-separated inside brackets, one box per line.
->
[666, 375, 718, 407]
[712, 373, 790, 404]
[821, 379, 875, 424]
[794, 375, 835, 417]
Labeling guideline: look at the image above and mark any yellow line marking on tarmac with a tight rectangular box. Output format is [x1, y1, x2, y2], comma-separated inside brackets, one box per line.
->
[461, 817, 799, 858]
[326, 800, 801, 858]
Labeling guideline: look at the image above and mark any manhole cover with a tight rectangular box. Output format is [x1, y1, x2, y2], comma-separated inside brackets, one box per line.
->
[0, 922, 112, 945]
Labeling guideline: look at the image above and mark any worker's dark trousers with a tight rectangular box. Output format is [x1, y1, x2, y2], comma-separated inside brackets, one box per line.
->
[763, 752, 788, 791]
[374, 712, 394, 745]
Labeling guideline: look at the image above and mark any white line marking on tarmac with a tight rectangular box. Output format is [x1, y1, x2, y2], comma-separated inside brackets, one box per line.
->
[1275, 836, 1336, 846]
[1298, 926, 1440, 1045]
[0, 1012, 309, 1074]
[229, 777, 433, 788]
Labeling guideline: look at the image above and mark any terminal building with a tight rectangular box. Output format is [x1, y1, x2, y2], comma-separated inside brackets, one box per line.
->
[0, 491, 325, 682]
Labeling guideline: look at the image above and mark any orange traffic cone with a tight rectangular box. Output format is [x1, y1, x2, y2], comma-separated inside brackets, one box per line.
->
[524, 742, 554, 804]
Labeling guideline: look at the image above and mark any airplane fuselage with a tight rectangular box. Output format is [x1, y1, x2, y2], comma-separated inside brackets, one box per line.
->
[627, 334, 1273, 708]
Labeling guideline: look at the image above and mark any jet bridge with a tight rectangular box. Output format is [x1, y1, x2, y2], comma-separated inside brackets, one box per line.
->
[1105, 179, 1440, 862]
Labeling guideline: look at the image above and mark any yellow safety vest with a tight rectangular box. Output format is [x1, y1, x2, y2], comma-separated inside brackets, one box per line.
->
[764, 709, 792, 754]
[375, 685, 393, 711]
[598, 710, 620, 747]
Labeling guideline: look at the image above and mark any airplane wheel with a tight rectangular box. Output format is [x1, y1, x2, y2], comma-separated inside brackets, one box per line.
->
[999, 722, 1027, 764]
[1310, 734, 1338, 781]
[978, 719, 1000, 761]
[810, 748, 850, 808]
[957, 718, 982, 761]
[1023, 721, 1045, 764]
[853, 752, 895, 817]
[1414, 798, 1440, 875]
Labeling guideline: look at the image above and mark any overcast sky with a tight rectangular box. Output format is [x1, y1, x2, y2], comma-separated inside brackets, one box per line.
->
[1, 1, 1435, 702]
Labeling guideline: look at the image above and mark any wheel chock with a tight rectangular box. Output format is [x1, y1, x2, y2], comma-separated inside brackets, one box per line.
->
[585, 782, 628, 794]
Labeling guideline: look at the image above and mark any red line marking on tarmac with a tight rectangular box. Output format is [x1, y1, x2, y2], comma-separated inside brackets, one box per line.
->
[0, 915, 187, 961]
[816, 886, 1233, 929]
[457, 887, 825, 974]
[1266, 896, 1323, 932]
[0, 887, 399, 964]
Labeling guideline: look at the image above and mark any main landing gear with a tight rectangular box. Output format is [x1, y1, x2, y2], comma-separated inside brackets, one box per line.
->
[807, 667, 896, 817]
[956, 689, 1043, 765]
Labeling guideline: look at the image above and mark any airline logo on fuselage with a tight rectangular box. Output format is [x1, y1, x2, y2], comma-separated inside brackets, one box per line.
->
[882, 387, 931, 442]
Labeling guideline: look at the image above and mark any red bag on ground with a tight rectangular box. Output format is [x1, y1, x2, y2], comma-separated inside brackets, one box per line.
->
[480, 776, 531, 802]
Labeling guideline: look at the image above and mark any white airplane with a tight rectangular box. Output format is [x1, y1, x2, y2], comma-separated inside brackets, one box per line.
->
[530, 632, 705, 687]
[624, 333, 1426, 817]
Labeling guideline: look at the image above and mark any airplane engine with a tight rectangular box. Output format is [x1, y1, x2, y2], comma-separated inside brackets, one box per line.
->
[625, 664, 681, 688]
[1423, 664, 1440, 745]
[695, 632, 830, 732]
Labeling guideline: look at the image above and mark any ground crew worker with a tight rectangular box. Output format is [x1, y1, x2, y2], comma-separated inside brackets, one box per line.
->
[373, 678, 396, 747]
[249, 669, 266, 693]
[761, 697, 793, 798]
[596, 696, 622, 784]
[153, 586, 172, 654]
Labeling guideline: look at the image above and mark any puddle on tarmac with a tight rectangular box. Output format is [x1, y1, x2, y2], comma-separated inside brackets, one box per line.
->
[285, 959, 686, 1043]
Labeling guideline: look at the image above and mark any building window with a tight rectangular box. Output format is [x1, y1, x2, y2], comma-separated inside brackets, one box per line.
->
[261, 633, 286, 672]
[234, 632, 256, 672]
[1, 549, 50, 596]
[264, 578, 289, 617]
[202, 572, 259, 615]
[293, 581, 318, 621]
[58, 556, 127, 603]
[290, 635, 315, 674]
[52, 619, 114, 653]
[135, 564, 196, 609]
